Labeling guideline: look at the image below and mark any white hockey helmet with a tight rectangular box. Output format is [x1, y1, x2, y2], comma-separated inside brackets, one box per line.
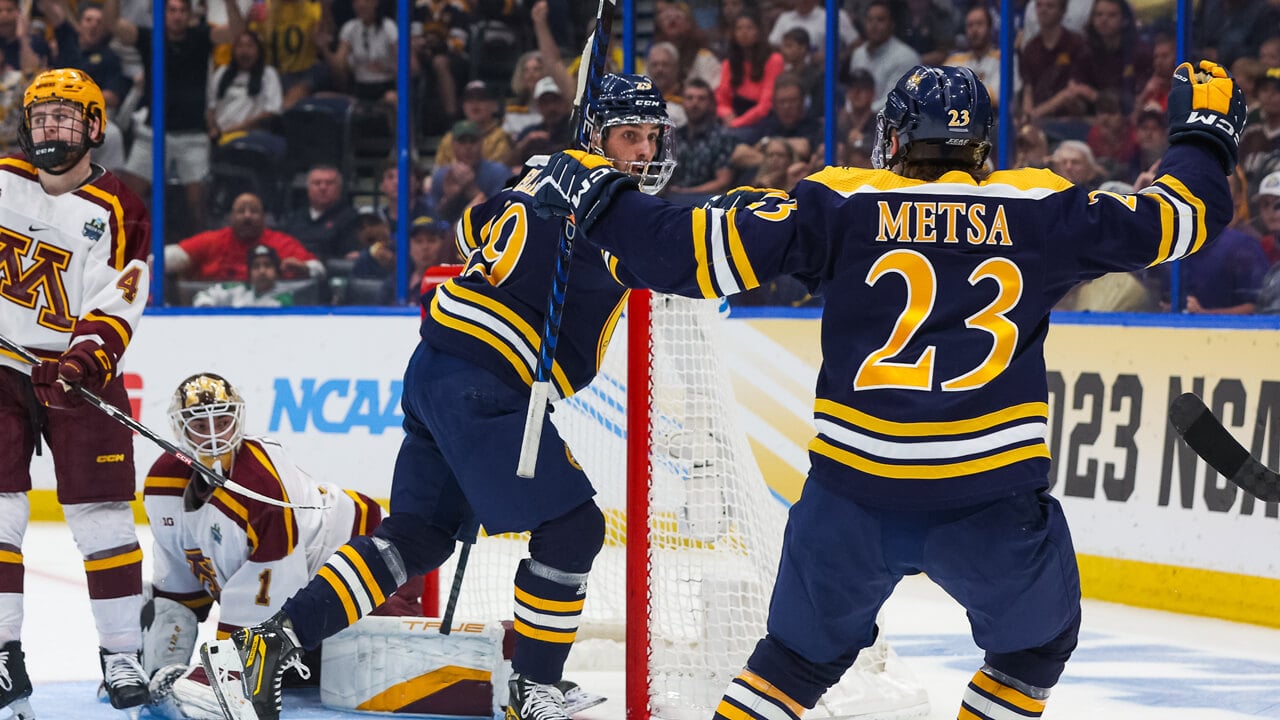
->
[168, 373, 246, 468]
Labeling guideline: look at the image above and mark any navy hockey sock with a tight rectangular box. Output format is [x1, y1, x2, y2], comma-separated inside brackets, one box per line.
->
[282, 535, 409, 649]
[510, 558, 587, 684]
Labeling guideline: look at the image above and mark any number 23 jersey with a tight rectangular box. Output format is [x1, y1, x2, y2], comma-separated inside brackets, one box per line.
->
[586, 143, 1232, 510]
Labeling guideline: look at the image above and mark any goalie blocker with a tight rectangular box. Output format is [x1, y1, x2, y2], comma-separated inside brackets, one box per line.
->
[201, 616, 605, 718]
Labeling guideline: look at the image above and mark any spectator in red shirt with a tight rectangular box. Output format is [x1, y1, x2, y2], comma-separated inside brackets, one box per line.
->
[164, 192, 325, 281]
[715, 10, 785, 136]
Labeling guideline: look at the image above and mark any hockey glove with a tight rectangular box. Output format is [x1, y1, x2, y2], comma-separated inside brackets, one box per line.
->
[532, 150, 638, 234]
[31, 360, 78, 409]
[59, 340, 114, 393]
[1167, 60, 1247, 175]
[703, 186, 785, 211]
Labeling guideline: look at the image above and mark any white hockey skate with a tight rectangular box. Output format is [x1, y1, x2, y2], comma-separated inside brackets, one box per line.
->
[0, 641, 34, 720]
[556, 680, 607, 716]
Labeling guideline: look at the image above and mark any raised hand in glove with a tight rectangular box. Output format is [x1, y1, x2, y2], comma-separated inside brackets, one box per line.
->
[1167, 60, 1247, 175]
[703, 186, 784, 211]
[531, 150, 638, 234]
[32, 341, 114, 408]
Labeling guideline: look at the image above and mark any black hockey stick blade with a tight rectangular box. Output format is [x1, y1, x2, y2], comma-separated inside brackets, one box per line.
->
[1168, 392, 1280, 502]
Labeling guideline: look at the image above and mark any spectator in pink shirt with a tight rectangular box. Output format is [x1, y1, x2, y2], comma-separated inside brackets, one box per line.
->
[715, 10, 784, 136]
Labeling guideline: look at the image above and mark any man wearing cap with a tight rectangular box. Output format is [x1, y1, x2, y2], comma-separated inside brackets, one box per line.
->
[1239, 67, 1280, 188]
[428, 119, 511, 210]
[1252, 170, 1280, 264]
[192, 244, 297, 307]
[435, 79, 511, 166]
[351, 215, 457, 304]
[506, 75, 573, 168]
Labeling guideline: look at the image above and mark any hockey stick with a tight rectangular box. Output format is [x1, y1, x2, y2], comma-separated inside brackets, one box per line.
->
[1168, 392, 1280, 502]
[516, 0, 617, 479]
[437, 540, 470, 635]
[0, 333, 328, 510]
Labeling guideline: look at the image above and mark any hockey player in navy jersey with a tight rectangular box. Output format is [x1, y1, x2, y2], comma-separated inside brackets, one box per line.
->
[529, 62, 1244, 719]
[197, 74, 678, 720]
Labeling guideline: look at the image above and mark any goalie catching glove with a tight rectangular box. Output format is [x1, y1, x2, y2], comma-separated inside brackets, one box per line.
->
[30, 340, 114, 408]
[531, 149, 637, 234]
[1167, 59, 1247, 175]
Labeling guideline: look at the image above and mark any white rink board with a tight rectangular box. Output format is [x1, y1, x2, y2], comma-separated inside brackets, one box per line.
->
[28, 314, 1280, 588]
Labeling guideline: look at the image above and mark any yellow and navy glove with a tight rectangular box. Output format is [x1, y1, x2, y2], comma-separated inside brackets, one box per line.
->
[1167, 60, 1247, 175]
[703, 186, 786, 211]
[532, 150, 639, 233]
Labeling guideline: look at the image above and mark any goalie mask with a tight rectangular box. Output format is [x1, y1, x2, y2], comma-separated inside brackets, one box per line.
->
[582, 73, 676, 195]
[18, 68, 107, 174]
[168, 373, 246, 472]
[872, 65, 992, 172]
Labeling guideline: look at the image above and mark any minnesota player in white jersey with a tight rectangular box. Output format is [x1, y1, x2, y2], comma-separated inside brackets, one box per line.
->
[141, 373, 393, 720]
[532, 61, 1244, 720]
[0, 69, 151, 719]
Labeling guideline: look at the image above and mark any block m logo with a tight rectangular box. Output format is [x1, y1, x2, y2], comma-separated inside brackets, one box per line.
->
[0, 228, 73, 332]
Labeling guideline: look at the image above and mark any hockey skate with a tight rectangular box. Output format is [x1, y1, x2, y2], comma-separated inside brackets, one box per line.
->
[556, 680, 607, 716]
[200, 611, 307, 720]
[0, 641, 34, 720]
[506, 673, 571, 720]
[97, 648, 149, 718]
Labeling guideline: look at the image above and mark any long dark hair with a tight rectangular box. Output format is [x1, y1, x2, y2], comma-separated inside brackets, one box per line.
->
[728, 11, 770, 88]
[216, 31, 266, 100]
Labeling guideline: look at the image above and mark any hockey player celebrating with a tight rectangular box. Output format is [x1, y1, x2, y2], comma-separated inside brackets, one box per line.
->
[198, 73, 678, 720]
[529, 62, 1243, 719]
[142, 372, 399, 720]
[0, 69, 151, 719]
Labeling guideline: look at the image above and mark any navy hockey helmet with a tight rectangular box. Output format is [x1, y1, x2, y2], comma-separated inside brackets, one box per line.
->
[583, 73, 676, 194]
[872, 65, 993, 171]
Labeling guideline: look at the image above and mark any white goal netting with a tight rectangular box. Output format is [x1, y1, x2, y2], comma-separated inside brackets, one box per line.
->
[435, 293, 928, 720]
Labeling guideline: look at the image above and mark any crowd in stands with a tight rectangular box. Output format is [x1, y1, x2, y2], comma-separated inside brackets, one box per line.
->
[6, 0, 1280, 310]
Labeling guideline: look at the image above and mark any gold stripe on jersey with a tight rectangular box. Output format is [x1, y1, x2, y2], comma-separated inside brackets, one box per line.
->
[725, 208, 761, 291]
[337, 544, 386, 607]
[457, 206, 479, 257]
[808, 165, 1071, 197]
[144, 475, 188, 492]
[245, 441, 296, 555]
[432, 282, 574, 397]
[1155, 174, 1209, 254]
[84, 546, 143, 572]
[692, 208, 714, 296]
[809, 436, 1050, 480]
[0, 550, 21, 564]
[345, 490, 373, 535]
[79, 183, 129, 271]
[83, 310, 132, 348]
[0, 157, 37, 178]
[597, 291, 628, 371]
[814, 399, 1048, 436]
[1146, 191, 1177, 266]
[211, 488, 259, 551]
[317, 565, 360, 625]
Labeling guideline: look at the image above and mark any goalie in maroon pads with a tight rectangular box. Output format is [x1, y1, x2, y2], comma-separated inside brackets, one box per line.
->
[142, 372, 417, 720]
[0, 68, 151, 719]
[528, 61, 1243, 719]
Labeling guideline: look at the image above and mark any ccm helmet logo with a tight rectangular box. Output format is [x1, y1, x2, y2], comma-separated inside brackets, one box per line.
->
[1186, 111, 1240, 140]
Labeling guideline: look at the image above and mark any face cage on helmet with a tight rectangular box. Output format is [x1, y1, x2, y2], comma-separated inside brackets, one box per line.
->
[19, 98, 99, 174]
[169, 401, 246, 464]
[589, 115, 677, 195]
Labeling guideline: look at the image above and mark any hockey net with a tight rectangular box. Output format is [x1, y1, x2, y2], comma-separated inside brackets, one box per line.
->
[433, 291, 928, 720]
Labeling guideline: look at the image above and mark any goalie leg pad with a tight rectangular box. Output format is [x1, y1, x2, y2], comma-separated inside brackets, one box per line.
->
[141, 597, 200, 677]
[148, 664, 224, 720]
[320, 615, 504, 717]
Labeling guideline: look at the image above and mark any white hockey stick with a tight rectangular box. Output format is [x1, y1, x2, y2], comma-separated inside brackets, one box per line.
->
[516, 0, 618, 478]
[0, 333, 329, 510]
